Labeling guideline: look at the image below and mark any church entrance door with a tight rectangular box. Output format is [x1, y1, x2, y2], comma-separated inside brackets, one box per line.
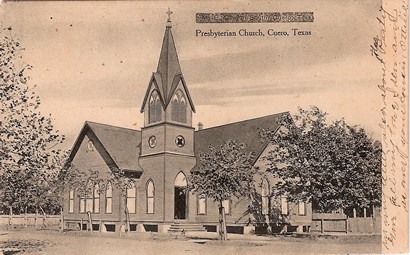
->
[174, 172, 188, 220]
[174, 187, 187, 220]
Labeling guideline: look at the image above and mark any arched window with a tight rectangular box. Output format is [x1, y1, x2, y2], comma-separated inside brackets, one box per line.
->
[93, 184, 100, 213]
[126, 182, 136, 214]
[105, 182, 113, 214]
[174, 172, 187, 187]
[261, 178, 270, 215]
[80, 183, 98, 213]
[171, 94, 179, 122]
[146, 180, 155, 214]
[149, 90, 162, 123]
[179, 95, 187, 123]
[83, 181, 93, 213]
[69, 190, 74, 213]
[171, 89, 187, 123]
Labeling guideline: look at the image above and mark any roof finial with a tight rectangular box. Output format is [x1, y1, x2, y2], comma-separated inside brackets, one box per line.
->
[166, 8, 173, 27]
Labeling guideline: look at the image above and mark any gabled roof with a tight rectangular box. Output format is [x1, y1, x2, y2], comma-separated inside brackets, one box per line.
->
[194, 112, 289, 165]
[140, 21, 195, 113]
[69, 121, 142, 172]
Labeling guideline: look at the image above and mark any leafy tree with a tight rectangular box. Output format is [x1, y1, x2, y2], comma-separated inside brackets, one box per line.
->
[0, 28, 66, 214]
[261, 106, 382, 214]
[188, 140, 256, 240]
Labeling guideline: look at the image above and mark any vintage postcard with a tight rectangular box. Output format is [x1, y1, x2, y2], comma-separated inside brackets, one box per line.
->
[0, 0, 407, 254]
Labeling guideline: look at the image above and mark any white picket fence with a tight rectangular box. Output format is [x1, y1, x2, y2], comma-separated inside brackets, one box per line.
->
[0, 214, 60, 228]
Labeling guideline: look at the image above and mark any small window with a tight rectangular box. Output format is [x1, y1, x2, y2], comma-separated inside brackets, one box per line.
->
[298, 201, 306, 216]
[105, 182, 113, 214]
[69, 190, 74, 213]
[126, 183, 136, 214]
[197, 197, 206, 215]
[146, 180, 155, 214]
[87, 140, 94, 152]
[222, 200, 231, 215]
[281, 197, 288, 215]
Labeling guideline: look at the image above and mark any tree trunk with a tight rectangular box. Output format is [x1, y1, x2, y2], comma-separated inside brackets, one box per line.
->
[218, 200, 227, 241]
[60, 207, 64, 233]
[39, 206, 46, 228]
[265, 215, 272, 235]
[87, 211, 93, 234]
[35, 210, 38, 229]
[9, 206, 13, 230]
[125, 207, 130, 234]
[24, 207, 27, 228]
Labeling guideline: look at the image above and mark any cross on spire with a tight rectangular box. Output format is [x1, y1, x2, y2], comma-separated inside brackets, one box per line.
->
[166, 8, 173, 22]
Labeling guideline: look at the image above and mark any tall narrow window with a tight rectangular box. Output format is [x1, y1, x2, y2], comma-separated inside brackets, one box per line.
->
[171, 95, 179, 122]
[197, 197, 206, 215]
[179, 95, 187, 123]
[155, 96, 161, 122]
[126, 182, 136, 214]
[280, 197, 288, 215]
[69, 190, 74, 213]
[93, 184, 100, 213]
[85, 194, 94, 212]
[171, 90, 187, 123]
[261, 179, 270, 215]
[222, 200, 231, 214]
[146, 180, 155, 214]
[79, 194, 86, 213]
[149, 95, 155, 123]
[298, 201, 306, 216]
[85, 188, 93, 213]
[148, 90, 162, 124]
[105, 182, 113, 214]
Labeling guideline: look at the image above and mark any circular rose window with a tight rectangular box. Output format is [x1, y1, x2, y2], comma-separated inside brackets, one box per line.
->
[148, 135, 157, 148]
[175, 135, 185, 147]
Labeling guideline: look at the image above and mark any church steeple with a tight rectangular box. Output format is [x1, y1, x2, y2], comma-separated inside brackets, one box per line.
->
[156, 9, 181, 101]
[140, 10, 195, 115]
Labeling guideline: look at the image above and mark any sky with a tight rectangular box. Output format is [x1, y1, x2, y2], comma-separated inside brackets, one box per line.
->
[0, 0, 382, 150]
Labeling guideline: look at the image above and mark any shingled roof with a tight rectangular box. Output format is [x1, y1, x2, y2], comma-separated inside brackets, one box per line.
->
[69, 121, 142, 172]
[194, 112, 289, 164]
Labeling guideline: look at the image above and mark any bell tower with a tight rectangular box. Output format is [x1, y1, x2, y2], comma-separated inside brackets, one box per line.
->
[140, 9, 195, 158]
[138, 10, 197, 224]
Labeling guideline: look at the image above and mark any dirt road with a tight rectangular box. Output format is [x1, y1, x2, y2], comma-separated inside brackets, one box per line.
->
[0, 229, 381, 255]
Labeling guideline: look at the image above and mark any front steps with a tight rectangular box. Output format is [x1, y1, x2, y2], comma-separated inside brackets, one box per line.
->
[168, 222, 206, 233]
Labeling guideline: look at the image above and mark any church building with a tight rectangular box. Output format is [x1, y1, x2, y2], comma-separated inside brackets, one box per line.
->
[63, 14, 313, 234]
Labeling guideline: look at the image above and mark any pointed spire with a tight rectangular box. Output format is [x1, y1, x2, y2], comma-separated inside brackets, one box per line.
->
[141, 10, 195, 114]
[156, 8, 181, 101]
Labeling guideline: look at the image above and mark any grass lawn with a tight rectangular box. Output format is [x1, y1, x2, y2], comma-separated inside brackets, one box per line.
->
[0, 229, 381, 255]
